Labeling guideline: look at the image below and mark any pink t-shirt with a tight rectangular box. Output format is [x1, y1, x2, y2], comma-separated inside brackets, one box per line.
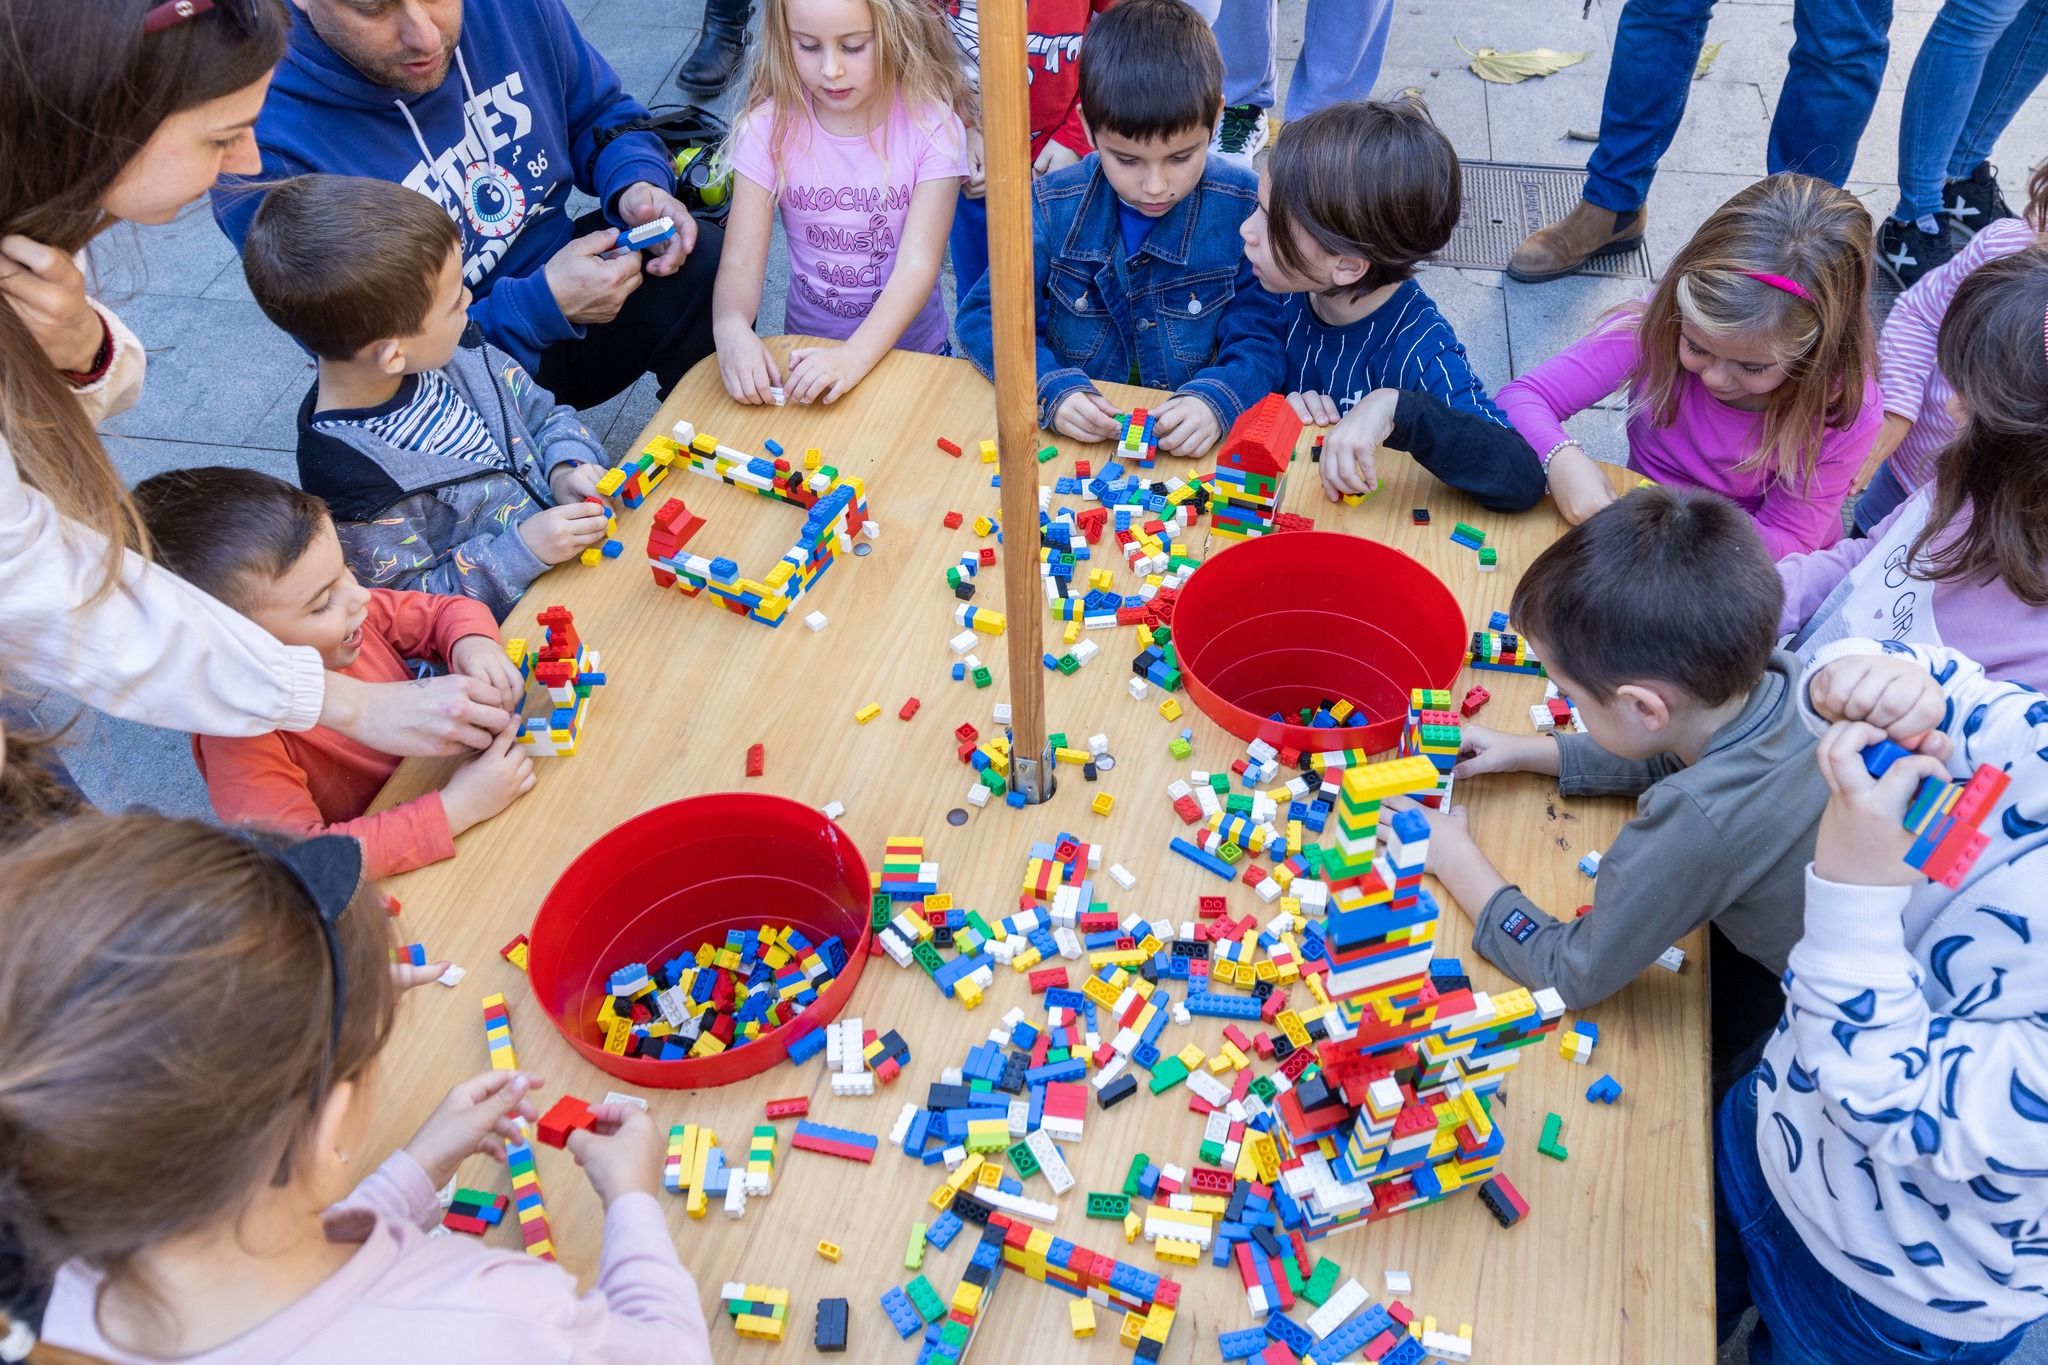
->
[731, 93, 968, 354]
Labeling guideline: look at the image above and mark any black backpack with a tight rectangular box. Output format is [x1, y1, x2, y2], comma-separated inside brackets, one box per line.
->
[594, 104, 734, 226]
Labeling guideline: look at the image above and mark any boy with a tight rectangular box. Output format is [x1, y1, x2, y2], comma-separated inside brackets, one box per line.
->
[1721, 639, 2048, 1359]
[1239, 99, 1546, 511]
[1411, 488, 1828, 1018]
[954, 0, 1282, 456]
[243, 175, 614, 623]
[134, 467, 534, 881]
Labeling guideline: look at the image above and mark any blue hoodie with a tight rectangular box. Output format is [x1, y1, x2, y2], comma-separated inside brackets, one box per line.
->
[212, 0, 675, 376]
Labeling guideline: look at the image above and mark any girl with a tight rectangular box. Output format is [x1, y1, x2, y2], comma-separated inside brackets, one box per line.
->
[1498, 174, 1883, 556]
[1779, 249, 2048, 693]
[1856, 164, 2048, 532]
[1720, 640, 2048, 1362]
[1239, 98, 1546, 512]
[0, 0, 510, 767]
[713, 0, 972, 406]
[3, 815, 712, 1363]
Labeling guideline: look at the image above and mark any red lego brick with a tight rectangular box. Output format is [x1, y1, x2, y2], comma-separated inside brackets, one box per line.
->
[942, 510, 964, 529]
[536, 1095, 595, 1148]
[745, 743, 764, 777]
[978, 547, 996, 566]
[1074, 460, 1092, 478]
[1461, 685, 1491, 717]
[765, 1097, 810, 1120]
[1575, 903, 1593, 918]
[899, 698, 921, 721]
[955, 722, 979, 743]
[1199, 895, 1227, 918]
[1028, 966, 1069, 993]
[937, 438, 962, 457]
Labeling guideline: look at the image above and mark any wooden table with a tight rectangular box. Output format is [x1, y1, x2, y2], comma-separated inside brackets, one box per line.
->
[369, 343, 1711, 1361]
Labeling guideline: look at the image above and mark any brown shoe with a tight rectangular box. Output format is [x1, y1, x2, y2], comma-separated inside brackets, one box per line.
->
[1505, 200, 1647, 283]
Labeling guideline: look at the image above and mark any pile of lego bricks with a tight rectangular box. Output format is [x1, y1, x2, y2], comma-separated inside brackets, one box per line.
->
[591, 922, 847, 1063]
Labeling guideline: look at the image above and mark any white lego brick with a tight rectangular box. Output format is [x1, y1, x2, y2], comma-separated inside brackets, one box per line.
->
[670, 420, 698, 445]
[1305, 1278, 1369, 1338]
[804, 610, 828, 631]
[602, 1091, 649, 1112]
[1171, 1002, 1191, 1026]
[1108, 864, 1136, 891]
[831, 1070, 875, 1097]
[1053, 926, 1083, 960]
[1129, 677, 1149, 700]
[1384, 1269, 1411, 1294]
[980, 1187, 1060, 1223]
[723, 1179, 748, 1217]
[1007, 1098, 1031, 1136]
[1657, 945, 1686, 972]
[967, 783, 991, 808]
[860, 519, 880, 540]
[993, 702, 1013, 724]
[1422, 1330, 1473, 1363]
[950, 629, 978, 654]
[434, 963, 467, 987]
[1091, 1054, 1127, 1090]
[889, 1103, 918, 1147]
[822, 800, 846, 820]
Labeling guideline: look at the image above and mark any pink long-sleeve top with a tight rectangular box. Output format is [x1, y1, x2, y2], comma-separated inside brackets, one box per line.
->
[1876, 217, 2039, 491]
[41, 1150, 712, 1364]
[1496, 319, 1882, 557]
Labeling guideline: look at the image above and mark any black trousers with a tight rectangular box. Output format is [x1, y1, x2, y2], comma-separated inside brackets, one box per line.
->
[1709, 923, 1786, 1104]
[536, 211, 724, 409]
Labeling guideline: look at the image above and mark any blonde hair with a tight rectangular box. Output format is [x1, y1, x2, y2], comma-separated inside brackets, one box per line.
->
[730, 0, 975, 186]
[1622, 173, 1876, 491]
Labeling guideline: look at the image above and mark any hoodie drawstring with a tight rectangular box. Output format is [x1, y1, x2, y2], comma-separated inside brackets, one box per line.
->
[394, 48, 497, 208]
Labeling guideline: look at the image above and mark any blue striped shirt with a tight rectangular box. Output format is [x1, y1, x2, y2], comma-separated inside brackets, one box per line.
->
[1280, 280, 1509, 428]
[313, 370, 507, 468]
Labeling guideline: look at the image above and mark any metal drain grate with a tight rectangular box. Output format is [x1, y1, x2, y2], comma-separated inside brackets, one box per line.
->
[1870, 269, 1900, 329]
[1439, 161, 1654, 279]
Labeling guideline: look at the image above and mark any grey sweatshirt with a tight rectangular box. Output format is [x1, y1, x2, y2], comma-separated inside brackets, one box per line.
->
[1469, 650, 1826, 1008]
[296, 336, 607, 621]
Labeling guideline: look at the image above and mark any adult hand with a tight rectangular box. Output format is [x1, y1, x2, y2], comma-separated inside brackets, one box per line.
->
[320, 671, 512, 757]
[785, 344, 874, 405]
[1050, 388, 1122, 443]
[448, 633, 524, 711]
[1151, 393, 1220, 457]
[517, 501, 612, 565]
[616, 181, 699, 276]
[1543, 444, 1618, 525]
[0, 235, 104, 373]
[963, 127, 987, 199]
[1033, 139, 1080, 178]
[543, 229, 645, 325]
[404, 1070, 545, 1188]
[565, 1102, 663, 1206]
[1812, 720, 1950, 887]
[715, 321, 785, 404]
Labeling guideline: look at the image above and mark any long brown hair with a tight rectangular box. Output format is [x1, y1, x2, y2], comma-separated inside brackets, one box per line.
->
[0, 712, 81, 852]
[731, 0, 974, 188]
[1907, 247, 2048, 603]
[0, 816, 396, 1310]
[0, 0, 288, 595]
[1622, 174, 1875, 492]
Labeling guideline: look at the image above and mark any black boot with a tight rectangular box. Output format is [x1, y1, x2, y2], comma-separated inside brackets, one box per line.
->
[676, 0, 752, 96]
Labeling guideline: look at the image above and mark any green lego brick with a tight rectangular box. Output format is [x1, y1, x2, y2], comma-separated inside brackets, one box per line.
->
[1169, 738, 1192, 759]
[1283, 1256, 1307, 1295]
[906, 1222, 927, 1270]
[1301, 1257, 1342, 1305]
[1538, 1111, 1569, 1161]
[1086, 1192, 1131, 1220]
[1048, 732, 1068, 750]
[1148, 1056, 1190, 1094]
[871, 894, 894, 930]
[913, 940, 944, 976]
[972, 666, 993, 689]
[1037, 445, 1060, 463]
[1009, 1139, 1041, 1179]
[1122, 1152, 1151, 1197]
[1057, 654, 1080, 675]
[1226, 794, 1253, 814]
[1209, 774, 1231, 795]
[906, 1274, 945, 1323]
[1249, 1075, 1278, 1101]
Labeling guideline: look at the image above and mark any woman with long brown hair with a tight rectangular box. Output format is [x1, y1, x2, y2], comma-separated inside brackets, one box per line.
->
[0, 0, 511, 767]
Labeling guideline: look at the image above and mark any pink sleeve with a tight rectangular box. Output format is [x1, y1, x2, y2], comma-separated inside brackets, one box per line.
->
[1878, 218, 2037, 423]
[1751, 383, 1882, 558]
[915, 106, 971, 181]
[1776, 517, 1883, 631]
[729, 104, 779, 193]
[1494, 322, 1640, 459]
[324, 1150, 444, 1236]
[565, 1193, 713, 1362]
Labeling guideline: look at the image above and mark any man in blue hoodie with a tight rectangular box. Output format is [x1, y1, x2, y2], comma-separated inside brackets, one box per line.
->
[213, 0, 722, 410]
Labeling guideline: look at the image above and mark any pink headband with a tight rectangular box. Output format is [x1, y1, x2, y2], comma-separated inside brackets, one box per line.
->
[1747, 271, 1813, 302]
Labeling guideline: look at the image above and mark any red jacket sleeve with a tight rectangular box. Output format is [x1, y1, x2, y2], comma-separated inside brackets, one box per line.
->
[193, 732, 457, 881]
[366, 587, 501, 666]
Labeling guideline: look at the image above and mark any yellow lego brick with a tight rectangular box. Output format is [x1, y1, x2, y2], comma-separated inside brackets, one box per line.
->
[1155, 1237, 1201, 1266]
[1175, 1043, 1206, 1070]
[855, 702, 882, 724]
[1010, 946, 1044, 973]
[817, 1240, 841, 1262]
[956, 977, 984, 1009]
[1141, 1304, 1175, 1343]
[1120, 1306, 1147, 1347]
[1070, 1298, 1096, 1338]
[1123, 1210, 1142, 1243]
[952, 1281, 985, 1316]
[976, 1160, 1002, 1187]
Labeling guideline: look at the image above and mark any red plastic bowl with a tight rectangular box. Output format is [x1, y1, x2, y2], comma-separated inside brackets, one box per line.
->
[1173, 531, 1466, 754]
[526, 793, 871, 1089]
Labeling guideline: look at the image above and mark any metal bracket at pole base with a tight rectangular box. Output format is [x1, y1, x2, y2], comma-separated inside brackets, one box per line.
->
[1009, 751, 1057, 805]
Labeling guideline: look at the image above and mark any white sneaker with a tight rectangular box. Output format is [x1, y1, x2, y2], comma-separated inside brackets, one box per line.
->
[1210, 104, 1269, 169]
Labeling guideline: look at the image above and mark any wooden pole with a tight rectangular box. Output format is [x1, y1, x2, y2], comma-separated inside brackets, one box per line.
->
[979, 3, 1052, 803]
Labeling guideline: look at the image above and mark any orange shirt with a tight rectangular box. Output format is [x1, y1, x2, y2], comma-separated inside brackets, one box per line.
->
[193, 588, 498, 880]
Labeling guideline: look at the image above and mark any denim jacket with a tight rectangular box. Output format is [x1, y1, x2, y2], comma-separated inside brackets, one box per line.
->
[955, 154, 1284, 434]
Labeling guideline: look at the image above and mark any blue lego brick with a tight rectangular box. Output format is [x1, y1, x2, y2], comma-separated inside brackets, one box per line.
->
[926, 1209, 964, 1249]
[1586, 1074, 1624, 1104]
[880, 1286, 921, 1338]
[1219, 1327, 1267, 1359]
[1381, 1335, 1428, 1365]
[785, 1025, 828, 1066]
[1169, 838, 1237, 880]
[1185, 991, 1262, 1020]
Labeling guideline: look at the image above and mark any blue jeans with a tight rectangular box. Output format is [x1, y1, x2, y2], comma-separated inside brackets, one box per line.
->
[1717, 1076, 2033, 1363]
[1587, 0, 1892, 212]
[1852, 458, 1910, 535]
[1894, 0, 2048, 220]
[1183, 0, 1394, 117]
[950, 190, 989, 305]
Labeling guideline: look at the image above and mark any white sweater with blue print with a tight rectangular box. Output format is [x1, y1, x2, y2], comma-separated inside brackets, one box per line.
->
[1756, 638, 2048, 1341]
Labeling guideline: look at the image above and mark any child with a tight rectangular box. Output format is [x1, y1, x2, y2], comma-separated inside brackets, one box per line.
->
[1238, 98, 1545, 512]
[954, 0, 1284, 456]
[1720, 639, 2048, 1361]
[938, 0, 1114, 297]
[1408, 488, 1826, 1021]
[713, 0, 972, 405]
[1779, 249, 2048, 693]
[1855, 165, 2048, 532]
[133, 468, 534, 882]
[2, 814, 712, 1362]
[1497, 174, 1882, 555]
[243, 175, 613, 623]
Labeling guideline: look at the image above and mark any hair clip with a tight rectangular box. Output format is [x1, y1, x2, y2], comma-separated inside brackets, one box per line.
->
[1746, 271, 1812, 302]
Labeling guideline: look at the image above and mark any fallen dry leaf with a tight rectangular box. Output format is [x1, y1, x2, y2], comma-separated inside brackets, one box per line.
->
[1455, 37, 1591, 84]
[1693, 40, 1723, 79]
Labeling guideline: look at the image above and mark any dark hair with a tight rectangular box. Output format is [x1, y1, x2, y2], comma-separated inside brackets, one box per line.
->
[0, 0, 289, 595]
[1512, 486, 1783, 706]
[133, 467, 332, 613]
[0, 815, 396, 1306]
[1266, 99, 1460, 297]
[0, 715, 82, 854]
[243, 175, 461, 360]
[1908, 247, 2048, 604]
[1077, 0, 1223, 144]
